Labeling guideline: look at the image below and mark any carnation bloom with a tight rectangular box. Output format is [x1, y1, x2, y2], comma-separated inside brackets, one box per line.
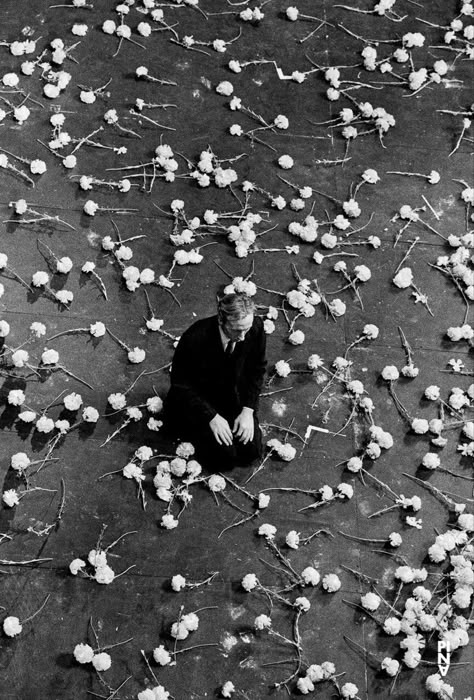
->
[258, 523, 276, 540]
[161, 514, 178, 529]
[381, 365, 399, 381]
[301, 566, 320, 586]
[389, 532, 402, 547]
[92, 652, 112, 671]
[347, 456, 363, 472]
[82, 406, 99, 422]
[3, 489, 20, 507]
[383, 617, 401, 635]
[64, 392, 83, 411]
[411, 418, 429, 434]
[393, 267, 414, 289]
[69, 558, 86, 575]
[73, 642, 95, 664]
[363, 324, 379, 339]
[94, 564, 115, 585]
[169, 574, 186, 592]
[153, 646, 172, 666]
[322, 573, 341, 592]
[354, 264, 371, 281]
[128, 348, 146, 364]
[422, 453, 440, 470]
[221, 681, 235, 698]
[347, 380, 364, 395]
[41, 348, 59, 365]
[208, 474, 226, 492]
[242, 573, 258, 591]
[361, 592, 381, 611]
[3, 616, 22, 637]
[295, 596, 311, 612]
[341, 683, 359, 699]
[307, 354, 324, 370]
[381, 658, 399, 677]
[275, 360, 291, 377]
[138, 687, 170, 700]
[278, 154, 294, 169]
[289, 330, 305, 345]
[254, 614, 272, 630]
[36, 416, 55, 433]
[285, 530, 300, 549]
[275, 442, 296, 461]
[8, 389, 25, 406]
[216, 80, 234, 96]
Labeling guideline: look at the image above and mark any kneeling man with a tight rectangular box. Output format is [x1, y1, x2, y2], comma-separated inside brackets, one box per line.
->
[165, 293, 267, 471]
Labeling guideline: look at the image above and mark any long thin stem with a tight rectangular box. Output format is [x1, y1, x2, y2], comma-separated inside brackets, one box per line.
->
[105, 530, 137, 552]
[245, 449, 274, 484]
[0, 558, 53, 565]
[218, 511, 259, 539]
[21, 593, 51, 624]
[140, 650, 159, 685]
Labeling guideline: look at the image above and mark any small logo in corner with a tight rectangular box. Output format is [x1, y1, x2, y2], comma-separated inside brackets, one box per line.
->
[437, 640, 451, 677]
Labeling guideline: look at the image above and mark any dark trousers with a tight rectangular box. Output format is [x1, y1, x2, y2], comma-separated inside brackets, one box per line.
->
[164, 403, 263, 472]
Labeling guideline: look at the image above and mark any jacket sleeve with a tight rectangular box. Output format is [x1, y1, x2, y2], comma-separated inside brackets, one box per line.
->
[169, 327, 217, 422]
[240, 316, 267, 410]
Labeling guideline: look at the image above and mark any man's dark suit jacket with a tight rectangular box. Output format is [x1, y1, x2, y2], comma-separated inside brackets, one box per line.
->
[165, 315, 267, 428]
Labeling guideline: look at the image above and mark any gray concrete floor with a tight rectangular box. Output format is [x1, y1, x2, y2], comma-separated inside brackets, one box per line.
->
[0, 0, 472, 698]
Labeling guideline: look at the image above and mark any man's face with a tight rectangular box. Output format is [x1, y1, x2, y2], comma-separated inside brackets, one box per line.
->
[222, 313, 254, 342]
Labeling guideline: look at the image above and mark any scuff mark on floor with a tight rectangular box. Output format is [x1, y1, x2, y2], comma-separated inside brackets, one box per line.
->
[434, 194, 456, 217]
[358, 500, 374, 517]
[86, 230, 101, 247]
[271, 399, 287, 417]
[228, 605, 246, 620]
[381, 567, 394, 586]
[239, 633, 254, 644]
[221, 632, 239, 653]
[444, 80, 463, 89]
[239, 656, 258, 668]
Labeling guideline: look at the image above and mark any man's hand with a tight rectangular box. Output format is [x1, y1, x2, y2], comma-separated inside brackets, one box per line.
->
[209, 414, 233, 446]
[233, 407, 254, 444]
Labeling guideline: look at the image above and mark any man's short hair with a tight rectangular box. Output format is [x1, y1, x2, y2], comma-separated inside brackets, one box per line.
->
[217, 293, 255, 324]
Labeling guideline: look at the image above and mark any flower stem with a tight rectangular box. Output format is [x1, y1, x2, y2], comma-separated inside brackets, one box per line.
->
[21, 593, 51, 624]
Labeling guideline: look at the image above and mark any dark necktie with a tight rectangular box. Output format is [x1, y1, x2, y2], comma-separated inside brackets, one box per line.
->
[225, 341, 234, 356]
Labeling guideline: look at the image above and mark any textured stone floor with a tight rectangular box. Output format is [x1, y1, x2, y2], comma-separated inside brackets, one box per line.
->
[0, 1, 472, 699]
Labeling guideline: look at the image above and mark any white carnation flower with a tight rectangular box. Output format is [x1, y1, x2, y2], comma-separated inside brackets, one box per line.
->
[275, 360, 291, 377]
[82, 406, 99, 422]
[216, 80, 233, 96]
[3, 617, 22, 637]
[254, 614, 271, 630]
[161, 514, 178, 529]
[381, 365, 399, 381]
[393, 267, 413, 289]
[361, 592, 381, 611]
[241, 573, 258, 591]
[285, 530, 300, 549]
[258, 523, 276, 540]
[208, 474, 226, 492]
[153, 645, 172, 666]
[322, 573, 341, 592]
[92, 652, 112, 671]
[73, 642, 94, 663]
[69, 558, 86, 575]
[301, 566, 320, 586]
[278, 154, 294, 169]
[3, 489, 20, 507]
[289, 330, 305, 345]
